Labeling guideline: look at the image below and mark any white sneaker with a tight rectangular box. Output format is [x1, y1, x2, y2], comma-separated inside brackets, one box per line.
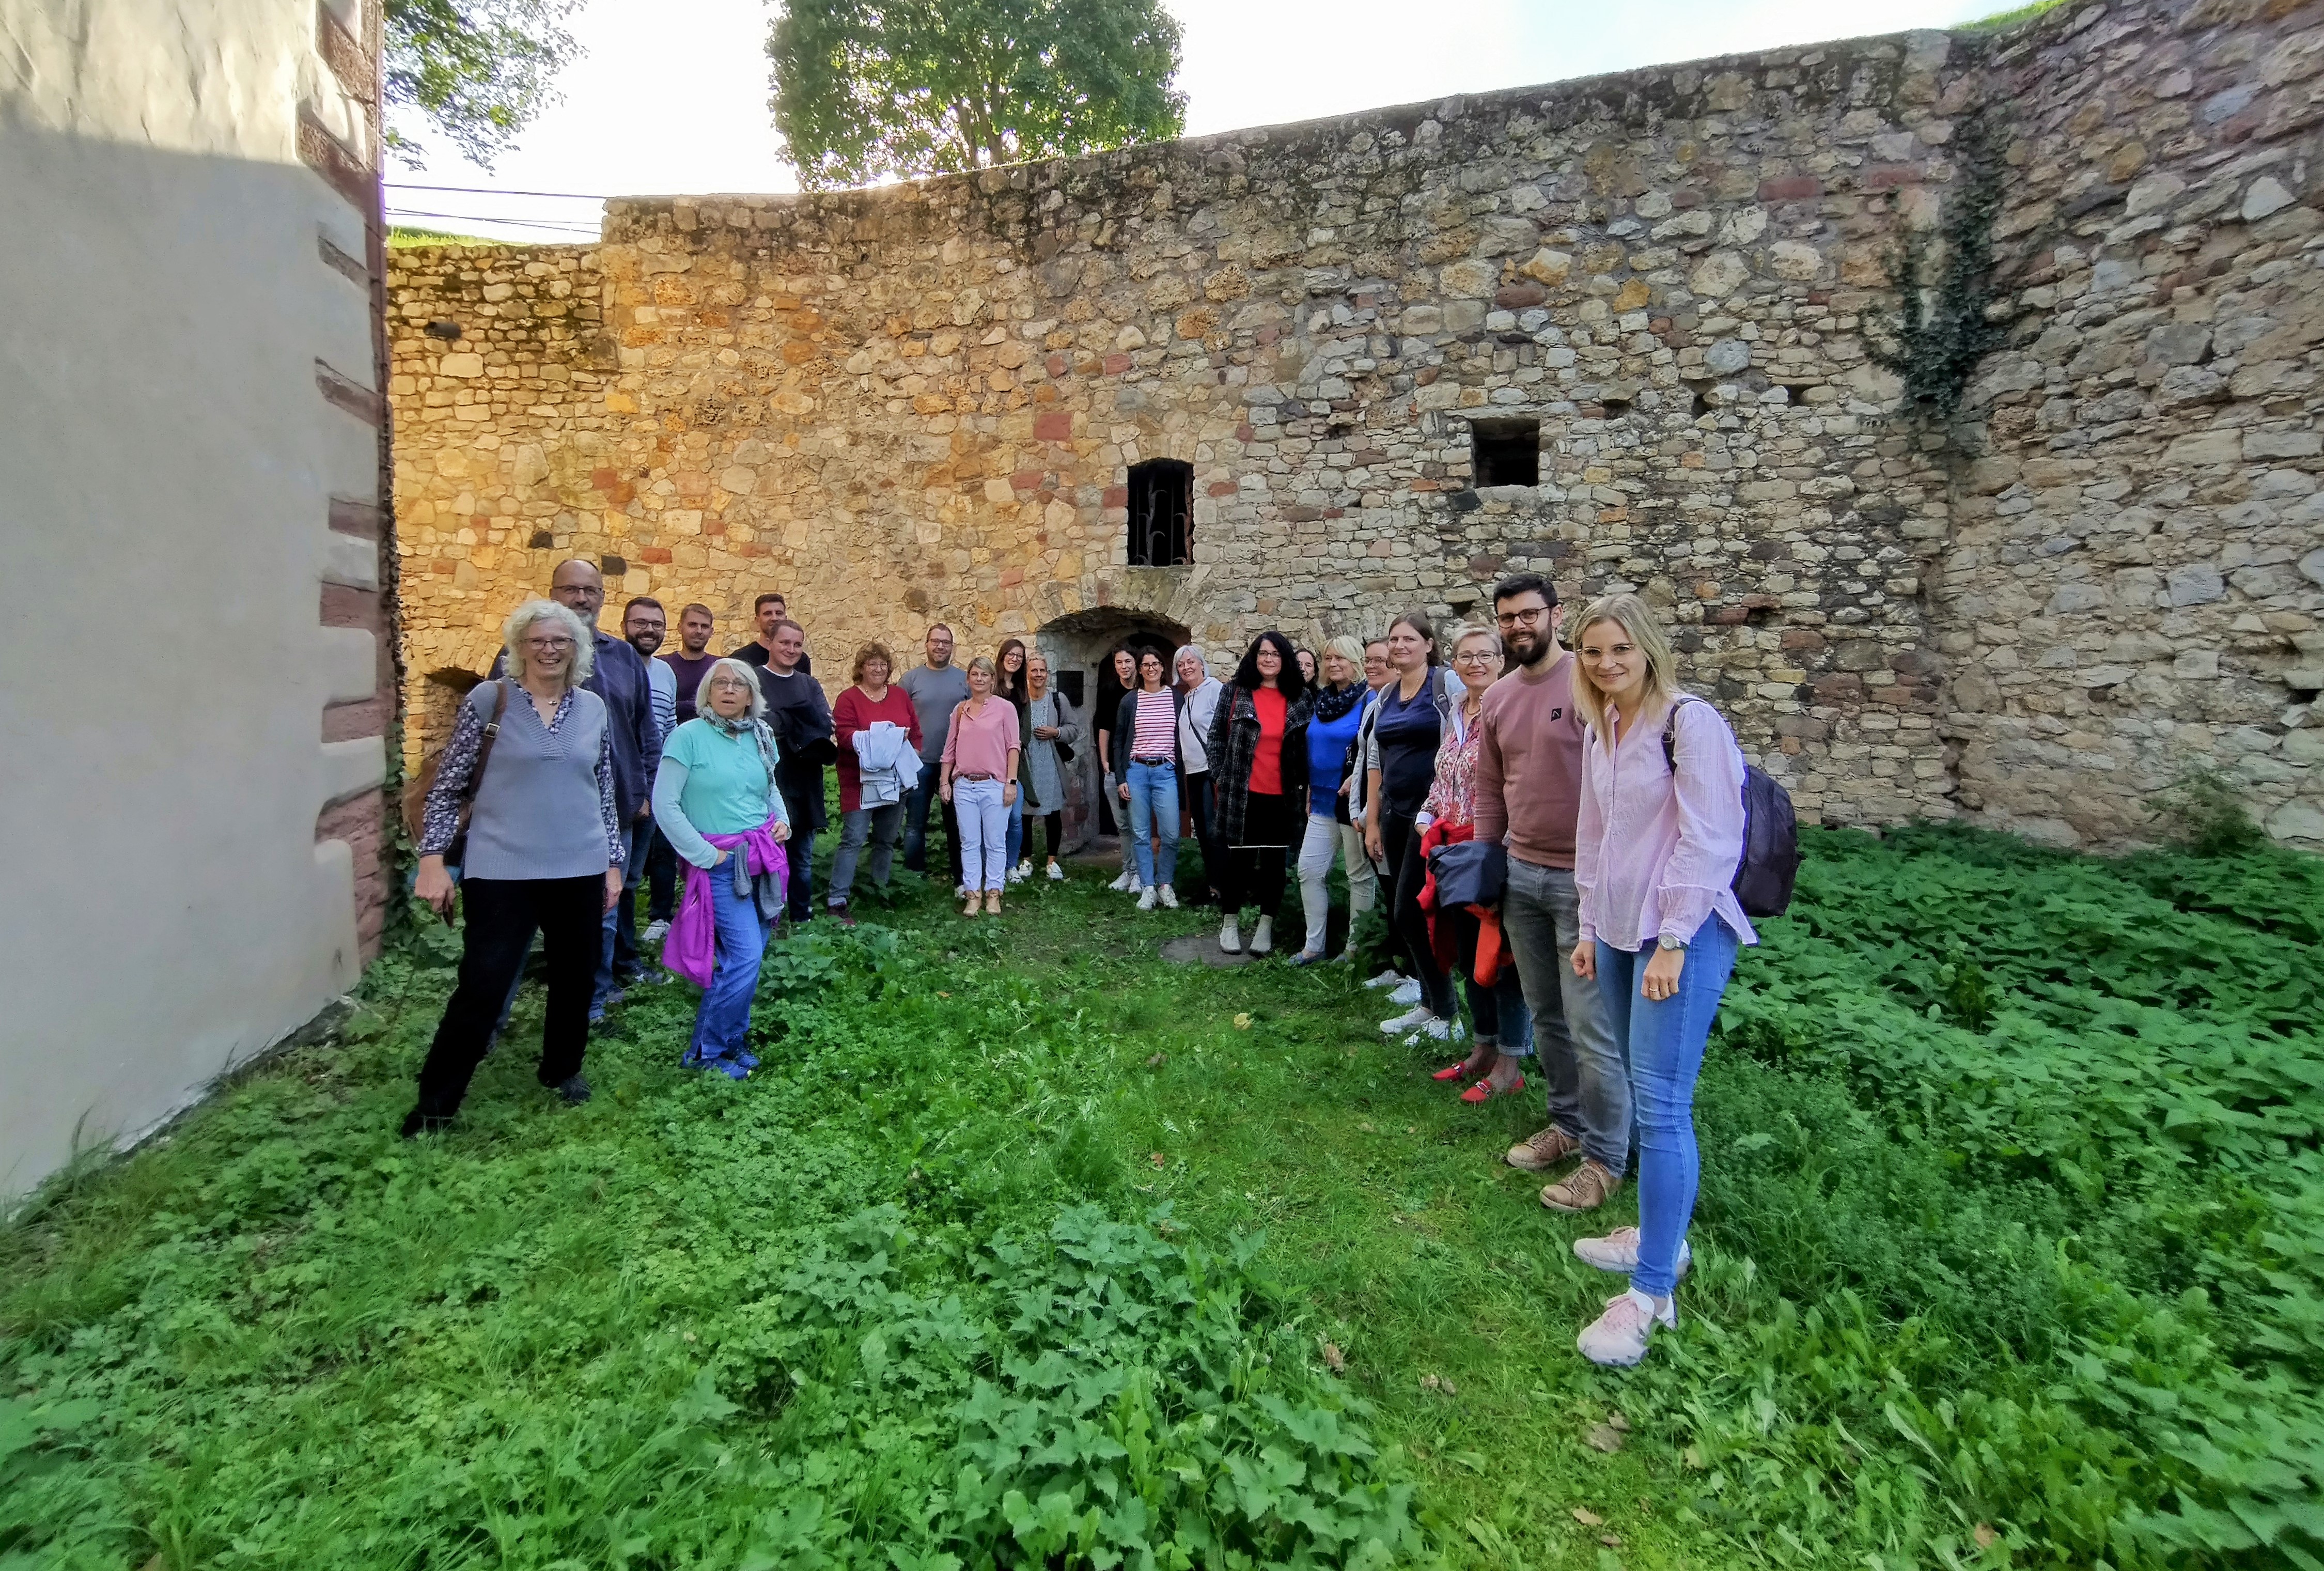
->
[1047, 861, 1065, 881]
[1577, 1288, 1677, 1367]
[1380, 1005, 1439, 1036]
[955, 882, 970, 899]
[1109, 870, 1134, 892]
[1250, 917, 1274, 955]
[1137, 886, 1159, 911]
[1572, 1226, 1693, 1280]
[1016, 859, 1033, 879]
[1219, 916, 1242, 953]
[1157, 885, 1178, 909]
[1410, 1016, 1463, 1044]
[1007, 865, 1028, 884]
[1389, 978, 1423, 1007]
[1364, 969, 1405, 990]
[642, 919, 670, 945]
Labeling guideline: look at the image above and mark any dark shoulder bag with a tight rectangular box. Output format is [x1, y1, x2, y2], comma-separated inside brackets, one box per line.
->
[1662, 694, 1799, 919]
[400, 680, 508, 868]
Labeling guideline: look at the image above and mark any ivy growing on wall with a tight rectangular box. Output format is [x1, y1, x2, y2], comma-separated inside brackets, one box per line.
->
[1869, 110, 2012, 418]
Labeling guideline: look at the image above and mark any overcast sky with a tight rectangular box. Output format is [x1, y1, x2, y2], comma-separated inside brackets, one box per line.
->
[384, 0, 2011, 243]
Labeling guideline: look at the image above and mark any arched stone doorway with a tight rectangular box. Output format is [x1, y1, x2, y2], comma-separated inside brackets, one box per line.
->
[1035, 606, 1191, 854]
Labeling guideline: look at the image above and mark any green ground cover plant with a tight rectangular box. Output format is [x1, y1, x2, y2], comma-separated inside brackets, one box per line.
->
[4, 824, 2318, 1568]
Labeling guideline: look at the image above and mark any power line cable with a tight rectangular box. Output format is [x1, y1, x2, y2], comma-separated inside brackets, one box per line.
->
[385, 207, 603, 233]
[386, 182, 614, 199]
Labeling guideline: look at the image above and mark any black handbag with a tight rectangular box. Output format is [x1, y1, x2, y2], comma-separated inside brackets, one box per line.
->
[1428, 838, 1507, 908]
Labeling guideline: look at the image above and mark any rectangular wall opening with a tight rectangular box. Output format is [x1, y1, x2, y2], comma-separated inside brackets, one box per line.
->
[1470, 418, 1540, 488]
[1127, 458, 1192, 566]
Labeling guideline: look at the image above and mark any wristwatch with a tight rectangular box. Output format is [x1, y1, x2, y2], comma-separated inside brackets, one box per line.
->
[1657, 935, 1689, 952]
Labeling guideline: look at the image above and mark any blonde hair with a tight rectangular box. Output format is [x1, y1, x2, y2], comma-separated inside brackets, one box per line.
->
[695, 657, 766, 722]
[1322, 634, 1366, 671]
[964, 655, 997, 686]
[1448, 621, 1503, 659]
[1569, 593, 1678, 735]
[501, 599, 594, 690]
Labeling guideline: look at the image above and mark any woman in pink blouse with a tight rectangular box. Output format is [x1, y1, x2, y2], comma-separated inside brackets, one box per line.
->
[1566, 593, 1757, 1369]
[938, 656, 1021, 917]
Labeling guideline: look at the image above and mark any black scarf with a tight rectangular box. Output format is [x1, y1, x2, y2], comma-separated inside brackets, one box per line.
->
[1314, 680, 1366, 724]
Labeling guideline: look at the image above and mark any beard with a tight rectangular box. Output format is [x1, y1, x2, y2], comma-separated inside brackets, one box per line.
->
[1506, 628, 1552, 666]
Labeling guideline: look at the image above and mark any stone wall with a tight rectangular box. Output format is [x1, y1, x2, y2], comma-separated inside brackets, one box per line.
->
[388, 0, 2324, 851]
[1938, 0, 2324, 847]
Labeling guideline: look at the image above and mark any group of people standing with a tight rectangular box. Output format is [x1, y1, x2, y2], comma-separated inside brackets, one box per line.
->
[398, 559, 1761, 1371]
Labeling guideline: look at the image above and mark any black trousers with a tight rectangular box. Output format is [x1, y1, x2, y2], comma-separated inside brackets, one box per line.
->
[415, 875, 600, 1118]
[1041, 810, 1064, 859]
[1219, 790, 1294, 919]
[1384, 810, 1455, 1017]
[1185, 772, 1222, 897]
[645, 822, 680, 922]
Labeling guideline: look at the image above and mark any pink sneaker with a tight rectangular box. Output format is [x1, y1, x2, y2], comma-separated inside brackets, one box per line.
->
[1576, 1288, 1676, 1367]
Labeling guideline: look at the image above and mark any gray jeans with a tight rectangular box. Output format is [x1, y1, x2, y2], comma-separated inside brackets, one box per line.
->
[1502, 856, 1630, 1175]
[829, 802, 903, 904]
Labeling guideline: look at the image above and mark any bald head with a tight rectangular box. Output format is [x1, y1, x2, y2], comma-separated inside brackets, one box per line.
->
[550, 559, 605, 625]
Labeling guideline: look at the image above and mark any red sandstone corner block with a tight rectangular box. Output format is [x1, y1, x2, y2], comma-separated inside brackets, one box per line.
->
[1101, 353, 1131, 375]
[1033, 411, 1073, 441]
[1208, 481, 1238, 497]
[640, 547, 672, 564]
[1013, 469, 1044, 490]
[1000, 568, 1024, 587]
[1102, 485, 1129, 507]
[1758, 175, 1822, 201]
[1862, 165, 1925, 191]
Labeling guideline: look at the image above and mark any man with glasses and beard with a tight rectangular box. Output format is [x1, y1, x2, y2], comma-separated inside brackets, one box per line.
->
[1472, 574, 1629, 1216]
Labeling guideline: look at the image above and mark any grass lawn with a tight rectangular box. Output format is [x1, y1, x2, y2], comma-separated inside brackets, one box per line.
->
[5, 824, 2320, 1569]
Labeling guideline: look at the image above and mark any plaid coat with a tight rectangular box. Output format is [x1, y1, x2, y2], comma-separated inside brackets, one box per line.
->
[1205, 684, 1316, 847]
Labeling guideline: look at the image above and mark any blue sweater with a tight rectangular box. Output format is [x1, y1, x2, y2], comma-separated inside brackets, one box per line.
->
[1305, 692, 1367, 817]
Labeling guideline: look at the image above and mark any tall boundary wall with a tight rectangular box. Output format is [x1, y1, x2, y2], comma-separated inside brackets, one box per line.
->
[389, 0, 2324, 851]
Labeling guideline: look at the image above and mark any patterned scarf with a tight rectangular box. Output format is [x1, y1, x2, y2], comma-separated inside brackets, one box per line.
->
[707, 711, 782, 791]
[1314, 679, 1366, 724]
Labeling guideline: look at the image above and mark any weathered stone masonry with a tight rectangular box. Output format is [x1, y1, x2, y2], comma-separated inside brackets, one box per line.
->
[389, 0, 2324, 850]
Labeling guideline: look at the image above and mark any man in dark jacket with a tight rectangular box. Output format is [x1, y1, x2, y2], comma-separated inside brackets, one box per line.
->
[488, 558, 664, 1017]
[751, 618, 834, 922]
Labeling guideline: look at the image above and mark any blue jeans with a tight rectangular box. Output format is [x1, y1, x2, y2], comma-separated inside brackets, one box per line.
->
[903, 757, 962, 882]
[1593, 914, 1742, 1299]
[1503, 858, 1628, 1174]
[1125, 761, 1179, 886]
[1005, 792, 1025, 871]
[687, 868, 770, 1066]
[595, 818, 649, 1010]
[830, 803, 902, 903]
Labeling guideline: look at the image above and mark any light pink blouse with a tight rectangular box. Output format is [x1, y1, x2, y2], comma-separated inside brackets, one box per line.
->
[1575, 693, 1759, 953]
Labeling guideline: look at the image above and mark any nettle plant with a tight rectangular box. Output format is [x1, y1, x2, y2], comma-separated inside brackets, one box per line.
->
[711, 1204, 1421, 1568]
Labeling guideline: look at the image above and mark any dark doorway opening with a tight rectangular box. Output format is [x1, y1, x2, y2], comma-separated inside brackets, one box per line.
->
[1127, 458, 1193, 566]
[1471, 417, 1540, 487]
[1033, 608, 1191, 859]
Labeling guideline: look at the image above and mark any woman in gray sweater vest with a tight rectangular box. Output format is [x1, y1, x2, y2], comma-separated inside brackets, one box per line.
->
[404, 600, 625, 1134]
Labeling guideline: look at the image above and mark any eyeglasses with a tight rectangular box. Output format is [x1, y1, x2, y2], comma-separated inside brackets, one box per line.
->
[523, 636, 576, 651]
[1454, 649, 1500, 664]
[708, 677, 753, 691]
[1495, 606, 1549, 626]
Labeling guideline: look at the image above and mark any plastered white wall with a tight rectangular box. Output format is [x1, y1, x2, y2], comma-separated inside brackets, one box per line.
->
[0, 0, 385, 1201]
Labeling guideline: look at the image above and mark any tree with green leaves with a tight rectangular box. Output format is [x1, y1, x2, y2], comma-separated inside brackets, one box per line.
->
[768, 0, 1186, 192]
[385, 0, 586, 168]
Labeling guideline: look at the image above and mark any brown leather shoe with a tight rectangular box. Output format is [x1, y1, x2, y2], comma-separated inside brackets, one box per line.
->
[1506, 1124, 1583, 1172]
[1540, 1159, 1623, 1213]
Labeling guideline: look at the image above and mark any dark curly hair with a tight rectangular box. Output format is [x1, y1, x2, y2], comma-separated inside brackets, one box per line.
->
[1228, 630, 1309, 701]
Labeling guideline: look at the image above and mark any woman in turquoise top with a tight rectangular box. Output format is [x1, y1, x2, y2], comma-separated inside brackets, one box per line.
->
[1290, 637, 1379, 966]
[652, 657, 790, 1077]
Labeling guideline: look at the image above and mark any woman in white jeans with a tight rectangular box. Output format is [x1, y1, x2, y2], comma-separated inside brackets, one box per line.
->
[1290, 637, 1378, 964]
[938, 656, 1021, 916]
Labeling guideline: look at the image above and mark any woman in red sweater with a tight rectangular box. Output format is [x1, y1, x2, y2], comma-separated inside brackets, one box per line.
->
[829, 642, 922, 924]
[1203, 631, 1315, 956]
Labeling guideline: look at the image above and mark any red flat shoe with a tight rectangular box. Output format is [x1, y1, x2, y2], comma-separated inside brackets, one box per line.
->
[1460, 1074, 1526, 1105]
[1431, 1062, 1471, 1082]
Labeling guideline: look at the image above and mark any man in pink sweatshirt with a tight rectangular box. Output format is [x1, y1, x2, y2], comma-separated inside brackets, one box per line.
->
[1475, 573, 1629, 1215]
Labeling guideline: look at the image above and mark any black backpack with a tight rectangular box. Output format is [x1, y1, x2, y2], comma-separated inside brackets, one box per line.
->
[1662, 696, 1799, 919]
